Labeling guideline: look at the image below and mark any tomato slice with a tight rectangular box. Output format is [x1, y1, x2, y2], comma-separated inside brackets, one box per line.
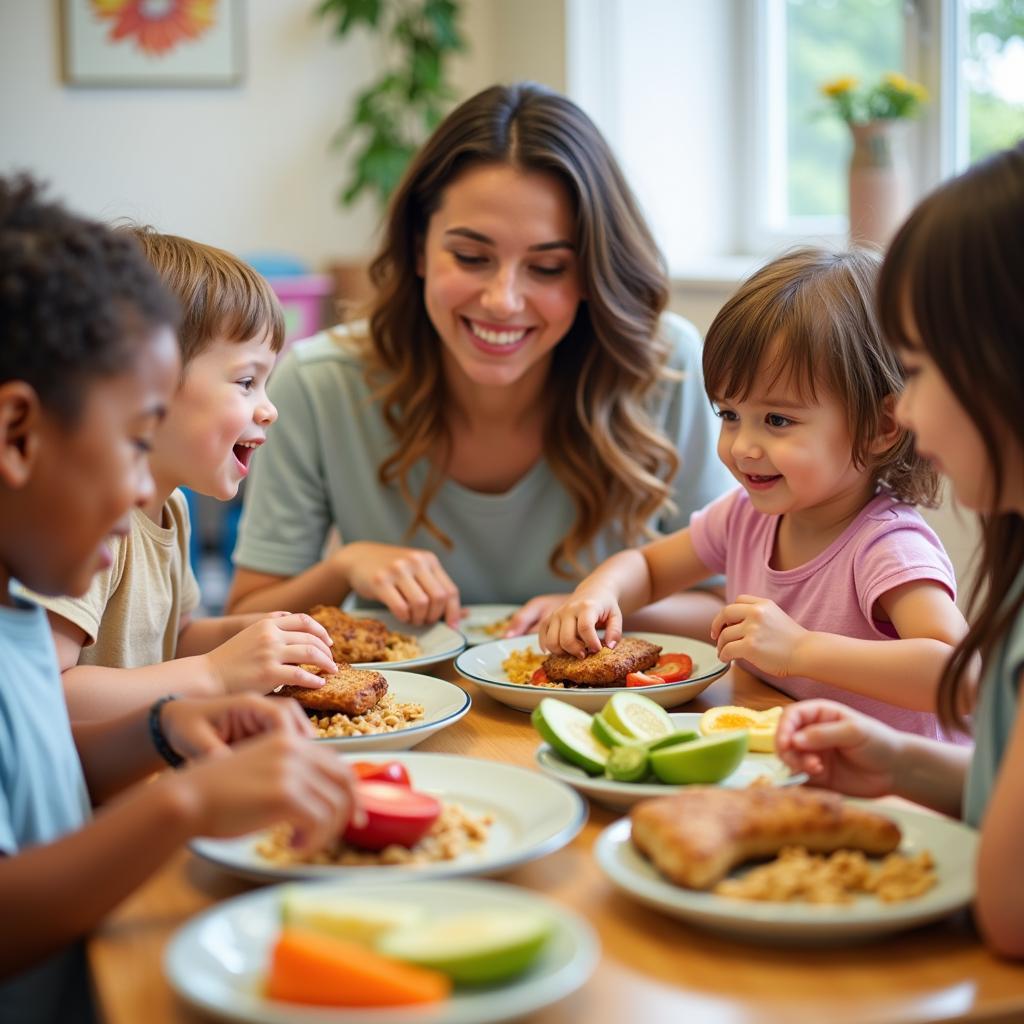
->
[342, 781, 442, 851]
[350, 761, 411, 787]
[626, 671, 665, 687]
[530, 668, 550, 686]
[651, 653, 694, 683]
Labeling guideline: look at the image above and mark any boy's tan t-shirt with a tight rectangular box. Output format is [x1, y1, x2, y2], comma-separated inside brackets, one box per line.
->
[29, 489, 201, 668]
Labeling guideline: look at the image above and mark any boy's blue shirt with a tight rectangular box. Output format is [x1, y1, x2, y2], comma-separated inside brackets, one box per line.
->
[0, 583, 92, 1023]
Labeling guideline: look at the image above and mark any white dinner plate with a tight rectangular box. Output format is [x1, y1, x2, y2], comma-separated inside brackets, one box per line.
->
[595, 801, 978, 944]
[190, 751, 587, 883]
[454, 632, 727, 713]
[534, 712, 797, 811]
[310, 671, 470, 751]
[164, 878, 600, 1024]
[458, 604, 521, 646]
[347, 609, 466, 670]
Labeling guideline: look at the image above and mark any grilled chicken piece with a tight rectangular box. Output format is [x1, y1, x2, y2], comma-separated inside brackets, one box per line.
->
[542, 636, 662, 686]
[308, 604, 391, 662]
[631, 786, 901, 890]
[277, 664, 388, 716]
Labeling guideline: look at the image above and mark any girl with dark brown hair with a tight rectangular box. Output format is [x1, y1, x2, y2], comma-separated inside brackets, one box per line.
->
[542, 245, 965, 740]
[777, 142, 1024, 957]
[226, 83, 732, 636]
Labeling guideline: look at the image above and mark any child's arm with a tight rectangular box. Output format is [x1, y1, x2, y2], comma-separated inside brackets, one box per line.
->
[228, 542, 462, 628]
[175, 611, 284, 657]
[539, 528, 714, 656]
[776, 699, 968, 815]
[0, 699, 358, 978]
[711, 580, 968, 711]
[974, 674, 1024, 957]
[52, 611, 338, 720]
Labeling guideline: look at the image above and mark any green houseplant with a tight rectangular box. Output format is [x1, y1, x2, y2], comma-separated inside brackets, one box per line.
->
[316, 0, 465, 208]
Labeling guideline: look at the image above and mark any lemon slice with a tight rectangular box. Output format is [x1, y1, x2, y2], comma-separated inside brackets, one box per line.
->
[699, 705, 783, 753]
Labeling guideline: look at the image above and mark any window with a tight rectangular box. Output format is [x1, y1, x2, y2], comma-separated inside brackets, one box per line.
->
[748, 0, 1024, 249]
[961, 0, 1024, 165]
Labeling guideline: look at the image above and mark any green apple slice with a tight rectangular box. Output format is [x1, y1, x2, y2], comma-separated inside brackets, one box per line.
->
[280, 888, 425, 945]
[379, 909, 552, 984]
[602, 691, 674, 742]
[649, 730, 749, 784]
[532, 698, 609, 774]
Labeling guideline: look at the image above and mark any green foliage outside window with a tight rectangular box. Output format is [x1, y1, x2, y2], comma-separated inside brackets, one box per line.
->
[785, 0, 1023, 220]
[966, 0, 1024, 161]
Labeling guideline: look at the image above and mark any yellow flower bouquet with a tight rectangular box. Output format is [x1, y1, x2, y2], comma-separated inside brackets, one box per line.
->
[821, 72, 928, 124]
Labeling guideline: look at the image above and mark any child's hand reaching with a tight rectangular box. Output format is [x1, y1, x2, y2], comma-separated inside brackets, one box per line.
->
[539, 586, 623, 657]
[161, 726, 363, 856]
[204, 612, 337, 695]
[710, 595, 809, 677]
[159, 691, 317, 759]
[776, 699, 904, 798]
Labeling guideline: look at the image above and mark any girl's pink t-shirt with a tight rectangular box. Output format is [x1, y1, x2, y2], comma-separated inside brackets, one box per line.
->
[690, 489, 958, 739]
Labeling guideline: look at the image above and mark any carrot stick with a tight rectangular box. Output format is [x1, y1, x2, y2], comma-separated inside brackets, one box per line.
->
[267, 927, 451, 1007]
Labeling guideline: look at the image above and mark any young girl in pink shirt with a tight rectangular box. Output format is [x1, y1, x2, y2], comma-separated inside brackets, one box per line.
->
[540, 246, 967, 738]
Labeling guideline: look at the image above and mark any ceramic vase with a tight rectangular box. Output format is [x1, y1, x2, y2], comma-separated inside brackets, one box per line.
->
[847, 119, 911, 248]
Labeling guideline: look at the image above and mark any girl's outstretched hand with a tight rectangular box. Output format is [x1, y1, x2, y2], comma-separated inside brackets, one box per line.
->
[205, 612, 337, 694]
[775, 699, 904, 798]
[334, 541, 461, 628]
[538, 586, 623, 657]
[502, 594, 571, 638]
[160, 692, 316, 760]
[711, 595, 808, 676]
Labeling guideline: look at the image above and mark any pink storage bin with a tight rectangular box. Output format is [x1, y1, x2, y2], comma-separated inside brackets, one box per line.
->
[266, 274, 333, 347]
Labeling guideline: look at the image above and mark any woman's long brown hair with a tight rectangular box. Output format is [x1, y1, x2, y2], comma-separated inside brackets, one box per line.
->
[878, 142, 1024, 732]
[357, 82, 677, 577]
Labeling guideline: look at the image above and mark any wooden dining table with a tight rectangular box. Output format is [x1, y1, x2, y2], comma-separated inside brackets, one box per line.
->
[88, 661, 1024, 1024]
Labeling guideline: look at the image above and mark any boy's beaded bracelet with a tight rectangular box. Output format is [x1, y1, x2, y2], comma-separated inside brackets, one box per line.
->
[149, 694, 185, 768]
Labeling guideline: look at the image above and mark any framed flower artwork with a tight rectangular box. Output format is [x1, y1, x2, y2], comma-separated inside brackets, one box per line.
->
[60, 0, 244, 87]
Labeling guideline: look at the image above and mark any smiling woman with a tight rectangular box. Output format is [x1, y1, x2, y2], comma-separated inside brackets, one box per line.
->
[226, 82, 734, 636]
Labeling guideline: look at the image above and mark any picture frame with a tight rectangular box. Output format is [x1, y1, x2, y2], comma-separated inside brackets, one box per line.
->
[60, 0, 244, 88]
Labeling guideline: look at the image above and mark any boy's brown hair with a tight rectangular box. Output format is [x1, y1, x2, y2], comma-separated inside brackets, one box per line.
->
[126, 227, 285, 365]
[703, 245, 939, 507]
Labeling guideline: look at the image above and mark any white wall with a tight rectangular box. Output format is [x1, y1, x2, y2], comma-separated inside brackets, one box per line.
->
[0, 0, 508, 267]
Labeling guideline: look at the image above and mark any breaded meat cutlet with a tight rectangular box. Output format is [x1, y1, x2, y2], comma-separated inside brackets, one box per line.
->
[307, 604, 391, 663]
[542, 636, 662, 686]
[630, 786, 902, 890]
[277, 664, 388, 716]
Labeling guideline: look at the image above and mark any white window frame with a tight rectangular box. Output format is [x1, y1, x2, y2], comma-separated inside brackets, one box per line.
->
[740, 0, 970, 255]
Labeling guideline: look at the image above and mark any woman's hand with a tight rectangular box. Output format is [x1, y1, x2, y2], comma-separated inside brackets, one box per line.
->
[502, 594, 572, 638]
[159, 691, 316, 760]
[335, 541, 461, 627]
[538, 586, 624, 657]
[163, 728, 363, 856]
[710, 596, 809, 677]
[775, 699, 904, 798]
[203, 612, 336, 695]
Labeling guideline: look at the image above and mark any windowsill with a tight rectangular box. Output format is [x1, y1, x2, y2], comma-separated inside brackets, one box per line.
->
[669, 254, 765, 290]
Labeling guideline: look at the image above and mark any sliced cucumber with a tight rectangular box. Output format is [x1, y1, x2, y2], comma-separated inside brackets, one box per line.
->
[532, 698, 609, 775]
[602, 691, 673, 742]
[605, 744, 649, 782]
[645, 728, 698, 751]
[649, 730, 749, 784]
[591, 709, 637, 748]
